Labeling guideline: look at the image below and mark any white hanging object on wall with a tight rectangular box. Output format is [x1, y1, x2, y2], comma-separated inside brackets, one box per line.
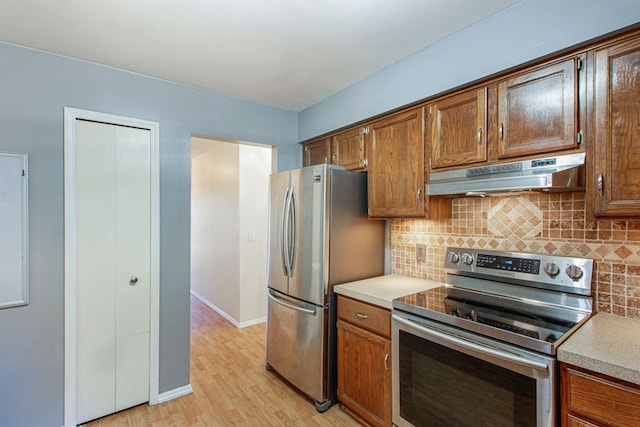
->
[0, 152, 29, 309]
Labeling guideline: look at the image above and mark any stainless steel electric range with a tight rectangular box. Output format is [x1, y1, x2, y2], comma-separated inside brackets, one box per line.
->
[391, 247, 594, 427]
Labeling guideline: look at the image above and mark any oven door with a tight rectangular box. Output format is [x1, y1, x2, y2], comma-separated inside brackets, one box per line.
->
[392, 311, 556, 427]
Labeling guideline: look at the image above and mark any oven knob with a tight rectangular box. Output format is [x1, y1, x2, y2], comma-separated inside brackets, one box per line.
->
[543, 262, 560, 277]
[566, 264, 584, 281]
[447, 252, 460, 264]
[461, 253, 474, 265]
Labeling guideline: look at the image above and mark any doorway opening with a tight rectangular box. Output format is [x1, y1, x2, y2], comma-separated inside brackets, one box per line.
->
[190, 135, 275, 328]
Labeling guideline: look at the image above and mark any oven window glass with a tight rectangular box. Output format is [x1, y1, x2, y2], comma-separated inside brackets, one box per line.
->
[399, 330, 536, 427]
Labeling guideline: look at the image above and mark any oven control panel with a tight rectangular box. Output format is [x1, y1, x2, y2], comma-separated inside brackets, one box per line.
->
[444, 247, 593, 295]
[475, 254, 540, 274]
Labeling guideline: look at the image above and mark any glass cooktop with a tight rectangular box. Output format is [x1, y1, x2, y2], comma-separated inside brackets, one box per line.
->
[393, 285, 582, 354]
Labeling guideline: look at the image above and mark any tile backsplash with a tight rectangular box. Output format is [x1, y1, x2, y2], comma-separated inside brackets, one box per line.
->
[391, 192, 640, 319]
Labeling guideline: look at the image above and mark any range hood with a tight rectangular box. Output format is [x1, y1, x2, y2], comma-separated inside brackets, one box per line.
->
[427, 153, 585, 197]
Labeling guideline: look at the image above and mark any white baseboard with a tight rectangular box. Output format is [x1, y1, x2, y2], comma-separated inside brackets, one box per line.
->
[239, 316, 266, 328]
[157, 384, 193, 404]
[190, 291, 266, 329]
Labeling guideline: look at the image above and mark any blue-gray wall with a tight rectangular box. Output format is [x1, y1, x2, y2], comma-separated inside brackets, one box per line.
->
[299, 0, 640, 140]
[0, 42, 297, 427]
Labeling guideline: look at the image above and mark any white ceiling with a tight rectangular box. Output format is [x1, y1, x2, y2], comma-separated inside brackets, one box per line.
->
[0, 0, 520, 111]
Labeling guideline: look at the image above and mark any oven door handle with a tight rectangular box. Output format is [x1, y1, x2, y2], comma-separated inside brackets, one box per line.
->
[394, 315, 548, 372]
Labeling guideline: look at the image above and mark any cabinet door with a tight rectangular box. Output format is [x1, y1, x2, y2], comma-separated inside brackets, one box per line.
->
[366, 107, 424, 218]
[497, 57, 580, 158]
[303, 138, 330, 166]
[332, 127, 365, 170]
[337, 320, 391, 427]
[428, 87, 487, 169]
[592, 35, 640, 216]
[561, 363, 640, 427]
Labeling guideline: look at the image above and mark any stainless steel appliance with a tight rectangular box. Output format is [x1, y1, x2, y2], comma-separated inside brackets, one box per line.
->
[426, 152, 585, 197]
[266, 164, 384, 411]
[392, 247, 594, 427]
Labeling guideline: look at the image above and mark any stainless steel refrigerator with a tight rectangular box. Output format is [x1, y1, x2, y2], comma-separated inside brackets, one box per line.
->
[266, 164, 385, 411]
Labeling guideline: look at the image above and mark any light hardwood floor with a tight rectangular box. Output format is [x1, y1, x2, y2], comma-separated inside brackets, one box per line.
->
[88, 295, 361, 426]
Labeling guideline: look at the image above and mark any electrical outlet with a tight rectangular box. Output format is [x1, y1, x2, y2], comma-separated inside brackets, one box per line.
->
[416, 244, 426, 262]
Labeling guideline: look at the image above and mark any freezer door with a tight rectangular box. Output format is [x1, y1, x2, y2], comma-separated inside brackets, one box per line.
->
[268, 170, 291, 295]
[266, 289, 327, 403]
[288, 165, 328, 305]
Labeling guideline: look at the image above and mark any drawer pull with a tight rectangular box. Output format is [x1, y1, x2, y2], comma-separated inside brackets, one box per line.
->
[355, 313, 369, 320]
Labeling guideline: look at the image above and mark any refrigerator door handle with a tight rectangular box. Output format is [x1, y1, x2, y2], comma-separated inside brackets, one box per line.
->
[288, 188, 297, 276]
[280, 187, 291, 277]
[268, 292, 316, 315]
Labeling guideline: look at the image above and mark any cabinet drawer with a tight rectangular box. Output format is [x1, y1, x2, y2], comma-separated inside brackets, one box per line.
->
[567, 415, 598, 427]
[338, 295, 390, 338]
[564, 366, 640, 427]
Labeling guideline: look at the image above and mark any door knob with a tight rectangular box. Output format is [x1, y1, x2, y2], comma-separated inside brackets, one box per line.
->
[129, 276, 139, 286]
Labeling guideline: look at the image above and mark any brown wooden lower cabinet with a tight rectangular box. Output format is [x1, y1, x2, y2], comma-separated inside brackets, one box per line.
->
[561, 362, 640, 427]
[337, 295, 392, 427]
[567, 414, 599, 427]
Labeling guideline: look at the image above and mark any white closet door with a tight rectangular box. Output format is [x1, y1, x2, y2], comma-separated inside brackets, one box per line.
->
[114, 125, 150, 411]
[75, 120, 150, 423]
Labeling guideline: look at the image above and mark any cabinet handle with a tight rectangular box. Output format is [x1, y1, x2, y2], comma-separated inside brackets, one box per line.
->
[417, 188, 422, 202]
[477, 128, 483, 145]
[324, 156, 329, 163]
[129, 276, 138, 286]
[332, 153, 337, 163]
[597, 173, 604, 197]
[499, 124, 504, 140]
[355, 313, 368, 320]
[384, 353, 389, 371]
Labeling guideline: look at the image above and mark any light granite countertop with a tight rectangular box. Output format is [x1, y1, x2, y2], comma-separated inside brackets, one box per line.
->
[334, 274, 442, 309]
[558, 313, 640, 386]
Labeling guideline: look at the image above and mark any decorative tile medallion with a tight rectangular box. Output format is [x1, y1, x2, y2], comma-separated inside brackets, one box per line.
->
[487, 197, 542, 239]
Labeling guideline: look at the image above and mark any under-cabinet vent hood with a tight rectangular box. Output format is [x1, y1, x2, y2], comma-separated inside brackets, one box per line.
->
[427, 153, 585, 197]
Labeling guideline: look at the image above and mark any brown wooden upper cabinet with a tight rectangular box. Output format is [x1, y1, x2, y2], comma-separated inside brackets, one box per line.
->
[366, 107, 425, 218]
[302, 128, 366, 171]
[302, 137, 330, 166]
[428, 87, 488, 169]
[426, 56, 583, 171]
[332, 126, 366, 171]
[497, 57, 582, 159]
[591, 33, 640, 216]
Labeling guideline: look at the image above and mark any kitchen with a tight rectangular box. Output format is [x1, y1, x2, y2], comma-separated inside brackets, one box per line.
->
[1, 1, 640, 426]
[294, 15, 640, 424]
